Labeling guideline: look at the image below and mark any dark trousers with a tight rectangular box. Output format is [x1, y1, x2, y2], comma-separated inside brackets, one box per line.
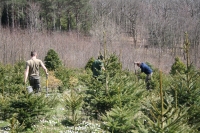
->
[29, 76, 41, 93]
[145, 73, 153, 90]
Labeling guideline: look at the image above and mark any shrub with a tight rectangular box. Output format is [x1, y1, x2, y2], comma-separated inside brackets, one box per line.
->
[84, 57, 95, 71]
[101, 106, 134, 133]
[44, 49, 62, 71]
[83, 54, 144, 121]
[9, 93, 58, 130]
[54, 67, 81, 92]
[170, 57, 186, 75]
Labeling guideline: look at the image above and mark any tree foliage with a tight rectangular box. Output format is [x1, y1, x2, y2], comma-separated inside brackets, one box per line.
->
[44, 49, 62, 71]
[101, 106, 134, 133]
[170, 57, 186, 75]
[63, 90, 83, 127]
[0, 0, 92, 33]
[170, 64, 200, 131]
[9, 93, 58, 129]
[83, 54, 145, 130]
[84, 57, 95, 71]
[0, 61, 59, 131]
[0, 52, 200, 132]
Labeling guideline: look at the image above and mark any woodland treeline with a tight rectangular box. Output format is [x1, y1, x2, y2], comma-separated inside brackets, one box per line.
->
[0, 0, 200, 71]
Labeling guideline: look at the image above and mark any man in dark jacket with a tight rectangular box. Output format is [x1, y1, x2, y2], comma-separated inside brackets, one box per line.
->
[92, 55, 105, 78]
[135, 62, 153, 90]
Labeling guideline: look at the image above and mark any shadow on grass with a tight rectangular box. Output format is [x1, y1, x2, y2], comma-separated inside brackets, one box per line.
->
[61, 119, 74, 127]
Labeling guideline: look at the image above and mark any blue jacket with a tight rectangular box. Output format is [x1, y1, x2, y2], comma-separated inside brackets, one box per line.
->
[140, 63, 153, 75]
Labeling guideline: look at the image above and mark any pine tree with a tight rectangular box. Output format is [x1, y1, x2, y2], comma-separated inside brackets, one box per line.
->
[141, 71, 196, 133]
[44, 49, 62, 71]
[170, 57, 186, 75]
[0, 94, 11, 120]
[84, 57, 95, 71]
[8, 93, 58, 130]
[101, 106, 134, 133]
[0, 62, 24, 95]
[9, 113, 25, 133]
[63, 89, 83, 132]
[83, 54, 145, 127]
[169, 33, 200, 131]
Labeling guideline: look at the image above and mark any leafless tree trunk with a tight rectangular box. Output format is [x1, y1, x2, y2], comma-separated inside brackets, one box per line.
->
[27, 2, 40, 32]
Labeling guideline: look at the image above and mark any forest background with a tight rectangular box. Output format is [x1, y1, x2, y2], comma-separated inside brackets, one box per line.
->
[0, 0, 200, 73]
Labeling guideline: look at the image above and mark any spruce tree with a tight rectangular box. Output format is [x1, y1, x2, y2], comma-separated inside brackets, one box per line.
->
[170, 57, 186, 75]
[63, 89, 83, 131]
[84, 57, 95, 71]
[83, 53, 145, 132]
[169, 33, 200, 131]
[44, 49, 62, 71]
[141, 71, 196, 133]
[0, 62, 25, 95]
[101, 106, 135, 133]
[8, 93, 58, 130]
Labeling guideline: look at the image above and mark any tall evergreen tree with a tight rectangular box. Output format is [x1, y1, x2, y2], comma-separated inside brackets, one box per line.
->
[83, 54, 144, 122]
[170, 33, 200, 131]
[170, 57, 186, 75]
[141, 71, 196, 132]
[61, 0, 92, 33]
[39, 0, 54, 30]
[44, 49, 62, 71]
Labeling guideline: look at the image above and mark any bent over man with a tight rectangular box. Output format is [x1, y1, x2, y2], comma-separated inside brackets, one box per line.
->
[134, 62, 153, 90]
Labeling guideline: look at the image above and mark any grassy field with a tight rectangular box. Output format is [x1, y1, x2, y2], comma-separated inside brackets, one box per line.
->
[0, 89, 106, 133]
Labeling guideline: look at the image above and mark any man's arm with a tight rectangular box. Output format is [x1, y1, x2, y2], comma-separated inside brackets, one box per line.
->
[140, 67, 144, 73]
[102, 66, 105, 71]
[101, 62, 105, 71]
[40, 61, 48, 75]
[24, 66, 29, 83]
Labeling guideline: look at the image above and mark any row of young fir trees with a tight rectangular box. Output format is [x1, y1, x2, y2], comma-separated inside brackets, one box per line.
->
[0, 36, 200, 132]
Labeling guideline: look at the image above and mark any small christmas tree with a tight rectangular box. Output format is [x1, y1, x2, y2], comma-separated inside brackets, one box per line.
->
[9, 93, 58, 130]
[170, 57, 186, 75]
[44, 49, 62, 71]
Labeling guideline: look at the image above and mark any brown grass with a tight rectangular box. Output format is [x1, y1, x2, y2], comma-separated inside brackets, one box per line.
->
[0, 28, 196, 74]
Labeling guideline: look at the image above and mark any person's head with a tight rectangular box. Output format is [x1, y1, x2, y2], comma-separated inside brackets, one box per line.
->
[98, 55, 104, 60]
[31, 51, 37, 57]
[136, 62, 141, 67]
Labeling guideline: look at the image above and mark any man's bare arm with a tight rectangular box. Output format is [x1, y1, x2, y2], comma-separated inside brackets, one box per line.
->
[102, 66, 105, 71]
[41, 62, 48, 75]
[24, 66, 29, 83]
